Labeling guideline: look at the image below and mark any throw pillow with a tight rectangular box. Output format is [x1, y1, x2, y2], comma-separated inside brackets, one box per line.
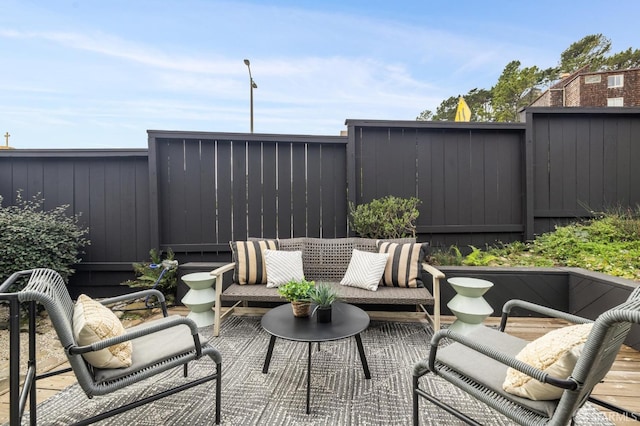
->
[72, 294, 133, 369]
[377, 241, 428, 288]
[340, 249, 389, 291]
[264, 249, 305, 288]
[503, 322, 594, 400]
[230, 239, 279, 284]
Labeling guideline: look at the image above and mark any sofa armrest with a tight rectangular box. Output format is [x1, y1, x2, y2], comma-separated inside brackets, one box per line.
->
[422, 263, 445, 331]
[207, 262, 235, 337]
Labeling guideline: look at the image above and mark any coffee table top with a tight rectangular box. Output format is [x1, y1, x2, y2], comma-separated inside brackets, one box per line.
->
[261, 302, 370, 343]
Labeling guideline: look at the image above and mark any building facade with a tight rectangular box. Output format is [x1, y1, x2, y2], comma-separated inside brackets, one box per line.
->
[530, 67, 640, 108]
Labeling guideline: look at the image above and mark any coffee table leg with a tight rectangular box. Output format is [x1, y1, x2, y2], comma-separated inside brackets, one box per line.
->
[354, 334, 371, 379]
[263, 335, 277, 374]
[307, 342, 312, 414]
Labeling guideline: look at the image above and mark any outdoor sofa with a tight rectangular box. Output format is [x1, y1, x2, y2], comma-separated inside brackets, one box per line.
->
[209, 237, 444, 336]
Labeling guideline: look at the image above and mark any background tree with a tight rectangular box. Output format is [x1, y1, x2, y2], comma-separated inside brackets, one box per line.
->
[418, 34, 638, 123]
[558, 34, 611, 72]
[491, 61, 544, 122]
[603, 47, 640, 70]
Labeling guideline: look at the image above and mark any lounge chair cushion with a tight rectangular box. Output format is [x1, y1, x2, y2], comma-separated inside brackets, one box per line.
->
[377, 242, 428, 288]
[264, 249, 305, 288]
[503, 323, 594, 400]
[73, 294, 133, 368]
[230, 239, 278, 284]
[340, 249, 389, 291]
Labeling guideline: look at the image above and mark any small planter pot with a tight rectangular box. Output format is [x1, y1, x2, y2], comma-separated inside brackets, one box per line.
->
[291, 301, 311, 317]
[316, 306, 332, 323]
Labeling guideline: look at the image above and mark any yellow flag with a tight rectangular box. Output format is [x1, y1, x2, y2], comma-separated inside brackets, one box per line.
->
[454, 96, 471, 122]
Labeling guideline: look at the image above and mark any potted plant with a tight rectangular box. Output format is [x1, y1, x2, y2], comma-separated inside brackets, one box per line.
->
[309, 283, 340, 323]
[277, 279, 315, 317]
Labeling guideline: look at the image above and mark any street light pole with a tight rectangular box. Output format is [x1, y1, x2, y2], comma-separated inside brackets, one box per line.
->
[243, 59, 257, 133]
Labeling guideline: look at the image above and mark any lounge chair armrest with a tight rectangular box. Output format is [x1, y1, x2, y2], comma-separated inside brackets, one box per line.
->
[99, 289, 166, 306]
[69, 316, 202, 355]
[99, 289, 169, 317]
[426, 329, 578, 391]
[500, 299, 592, 331]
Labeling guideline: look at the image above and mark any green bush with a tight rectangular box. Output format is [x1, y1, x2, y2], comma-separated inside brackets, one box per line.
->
[0, 192, 90, 283]
[349, 196, 421, 239]
[434, 209, 640, 280]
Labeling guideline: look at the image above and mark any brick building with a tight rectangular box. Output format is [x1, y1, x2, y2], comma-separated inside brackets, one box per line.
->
[529, 66, 640, 108]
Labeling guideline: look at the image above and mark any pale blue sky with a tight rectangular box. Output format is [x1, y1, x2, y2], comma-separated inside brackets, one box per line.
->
[1, 0, 638, 149]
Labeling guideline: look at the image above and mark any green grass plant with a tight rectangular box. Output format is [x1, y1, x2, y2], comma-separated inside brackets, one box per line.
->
[429, 209, 640, 281]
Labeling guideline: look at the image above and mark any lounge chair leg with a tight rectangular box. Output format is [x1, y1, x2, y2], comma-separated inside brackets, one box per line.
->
[412, 375, 420, 426]
[215, 362, 222, 424]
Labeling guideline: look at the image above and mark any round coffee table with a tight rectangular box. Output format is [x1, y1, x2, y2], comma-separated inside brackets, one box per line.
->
[261, 302, 371, 414]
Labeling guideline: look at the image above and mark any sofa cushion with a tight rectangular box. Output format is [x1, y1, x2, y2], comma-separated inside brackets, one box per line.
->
[340, 249, 389, 291]
[503, 323, 593, 400]
[264, 249, 305, 288]
[73, 294, 133, 369]
[230, 240, 279, 284]
[377, 241, 428, 288]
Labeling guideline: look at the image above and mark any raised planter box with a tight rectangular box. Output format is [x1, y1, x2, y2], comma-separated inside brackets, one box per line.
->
[439, 266, 640, 349]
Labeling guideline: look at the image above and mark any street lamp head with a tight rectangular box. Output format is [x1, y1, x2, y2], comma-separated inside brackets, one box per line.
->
[243, 59, 250, 66]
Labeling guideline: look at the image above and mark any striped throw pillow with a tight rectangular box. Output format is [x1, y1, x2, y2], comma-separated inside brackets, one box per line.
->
[230, 240, 279, 284]
[377, 241, 428, 288]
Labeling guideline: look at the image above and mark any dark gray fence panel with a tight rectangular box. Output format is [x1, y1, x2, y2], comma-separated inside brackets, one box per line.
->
[0, 151, 151, 266]
[528, 108, 640, 236]
[148, 132, 348, 262]
[348, 121, 526, 250]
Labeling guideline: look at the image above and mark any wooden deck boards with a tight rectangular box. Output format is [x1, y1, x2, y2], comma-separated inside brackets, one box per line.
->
[0, 311, 638, 425]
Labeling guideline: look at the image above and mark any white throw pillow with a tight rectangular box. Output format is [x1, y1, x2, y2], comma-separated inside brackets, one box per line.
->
[340, 249, 389, 291]
[73, 294, 133, 368]
[503, 322, 593, 400]
[264, 249, 305, 288]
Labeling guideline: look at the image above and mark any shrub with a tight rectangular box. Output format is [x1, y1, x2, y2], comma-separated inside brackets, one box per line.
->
[0, 192, 90, 284]
[349, 196, 421, 239]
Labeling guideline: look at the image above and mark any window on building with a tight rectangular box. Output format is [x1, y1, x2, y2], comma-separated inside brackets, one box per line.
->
[584, 75, 601, 84]
[608, 75, 624, 88]
[607, 97, 624, 107]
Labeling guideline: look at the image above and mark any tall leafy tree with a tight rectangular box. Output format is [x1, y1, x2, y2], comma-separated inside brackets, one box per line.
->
[491, 60, 543, 122]
[418, 33, 637, 123]
[559, 34, 611, 72]
[603, 47, 640, 70]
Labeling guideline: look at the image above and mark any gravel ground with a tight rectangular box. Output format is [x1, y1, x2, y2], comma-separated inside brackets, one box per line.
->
[0, 306, 66, 394]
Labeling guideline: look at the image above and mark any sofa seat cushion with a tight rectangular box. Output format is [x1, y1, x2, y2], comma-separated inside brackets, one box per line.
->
[221, 281, 433, 305]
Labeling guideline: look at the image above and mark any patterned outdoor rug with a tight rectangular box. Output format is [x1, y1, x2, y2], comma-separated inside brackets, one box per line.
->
[19, 316, 613, 425]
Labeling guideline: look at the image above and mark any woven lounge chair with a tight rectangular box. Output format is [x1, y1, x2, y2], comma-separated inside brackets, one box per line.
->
[413, 286, 640, 425]
[0, 268, 222, 425]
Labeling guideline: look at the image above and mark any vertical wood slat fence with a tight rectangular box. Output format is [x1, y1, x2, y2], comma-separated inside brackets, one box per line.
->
[1, 108, 640, 294]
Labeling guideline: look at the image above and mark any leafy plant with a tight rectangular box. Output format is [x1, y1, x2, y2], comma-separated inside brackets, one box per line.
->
[428, 246, 464, 266]
[437, 208, 640, 280]
[309, 283, 340, 308]
[462, 246, 499, 266]
[277, 279, 315, 302]
[0, 192, 90, 284]
[349, 196, 421, 239]
[122, 248, 178, 303]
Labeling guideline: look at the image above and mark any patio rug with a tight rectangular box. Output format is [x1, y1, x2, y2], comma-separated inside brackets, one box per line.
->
[20, 316, 613, 425]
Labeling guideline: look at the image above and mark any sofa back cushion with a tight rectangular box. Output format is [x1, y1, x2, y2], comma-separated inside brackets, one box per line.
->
[277, 237, 415, 282]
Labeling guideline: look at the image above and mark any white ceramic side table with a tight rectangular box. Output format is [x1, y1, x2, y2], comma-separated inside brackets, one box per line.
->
[447, 277, 494, 335]
[181, 272, 217, 328]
